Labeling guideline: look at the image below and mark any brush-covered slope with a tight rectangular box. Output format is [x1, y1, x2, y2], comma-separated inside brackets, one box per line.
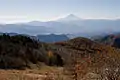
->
[55, 37, 115, 54]
[0, 34, 64, 69]
[55, 37, 120, 79]
[0, 34, 120, 78]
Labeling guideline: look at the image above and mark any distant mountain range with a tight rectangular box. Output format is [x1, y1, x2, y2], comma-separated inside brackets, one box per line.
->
[92, 32, 120, 48]
[0, 32, 69, 43]
[0, 14, 120, 38]
[37, 34, 69, 43]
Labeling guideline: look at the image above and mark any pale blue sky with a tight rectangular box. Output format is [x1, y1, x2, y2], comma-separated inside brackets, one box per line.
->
[0, 0, 119, 23]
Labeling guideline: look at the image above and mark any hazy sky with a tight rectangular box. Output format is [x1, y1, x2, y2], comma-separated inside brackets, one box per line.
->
[0, 0, 119, 23]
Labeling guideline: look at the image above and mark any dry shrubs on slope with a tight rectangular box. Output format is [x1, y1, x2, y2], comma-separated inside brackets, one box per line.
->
[55, 37, 120, 80]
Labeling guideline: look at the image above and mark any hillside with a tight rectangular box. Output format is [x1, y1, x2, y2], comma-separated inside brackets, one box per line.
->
[0, 35, 120, 79]
[55, 37, 120, 79]
[0, 34, 64, 69]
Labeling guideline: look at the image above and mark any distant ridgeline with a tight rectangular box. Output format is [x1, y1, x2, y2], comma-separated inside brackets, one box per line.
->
[92, 33, 120, 48]
[0, 33, 69, 43]
[37, 34, 69, 43]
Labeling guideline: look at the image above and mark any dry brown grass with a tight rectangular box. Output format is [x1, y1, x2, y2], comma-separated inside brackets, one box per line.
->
[0, 66, 70, 80]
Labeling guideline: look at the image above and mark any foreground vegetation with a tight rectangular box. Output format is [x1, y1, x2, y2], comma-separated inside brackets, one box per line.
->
[0, 34, 64, 69]
[0, 34, 120, 80]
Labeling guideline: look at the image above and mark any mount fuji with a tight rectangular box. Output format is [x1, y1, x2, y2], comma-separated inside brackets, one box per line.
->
[57, 14, 81, 22]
